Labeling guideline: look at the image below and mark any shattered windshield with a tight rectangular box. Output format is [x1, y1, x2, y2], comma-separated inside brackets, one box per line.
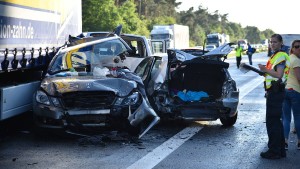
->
[49, 39, 128, 74]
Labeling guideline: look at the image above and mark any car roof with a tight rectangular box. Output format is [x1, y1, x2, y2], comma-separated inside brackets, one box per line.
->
[81, 32, 148, 40]
[60, 36, 122, 53]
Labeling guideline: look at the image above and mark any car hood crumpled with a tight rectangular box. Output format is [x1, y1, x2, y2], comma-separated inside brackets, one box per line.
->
[203, 42, 235, 58]
[40, 76, 137, 96]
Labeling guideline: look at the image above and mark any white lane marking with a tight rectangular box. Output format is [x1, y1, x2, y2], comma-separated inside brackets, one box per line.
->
[126, 126, 202, 169]
[239, 99, 265, 104]
[238, 75, 264, 99]
[127, 72, 263, 169]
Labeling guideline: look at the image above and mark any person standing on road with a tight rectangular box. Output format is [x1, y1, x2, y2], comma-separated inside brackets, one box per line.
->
[235, 43, 243, 68]
[246, 43, 254, 65]
[258, 34, 290, 159]
[282, 40, 300, 150]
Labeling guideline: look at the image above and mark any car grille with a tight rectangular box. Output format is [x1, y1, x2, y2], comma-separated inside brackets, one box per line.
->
[69, 114, 107, 125]
[62, 91, 115, 109]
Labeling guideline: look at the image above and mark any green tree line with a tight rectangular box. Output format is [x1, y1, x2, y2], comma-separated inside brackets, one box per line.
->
[82, 0, 275, 46]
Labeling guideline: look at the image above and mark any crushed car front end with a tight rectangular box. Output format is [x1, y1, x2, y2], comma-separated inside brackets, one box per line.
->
[33, 36, 159, 138]
[33, 77, 142, 133]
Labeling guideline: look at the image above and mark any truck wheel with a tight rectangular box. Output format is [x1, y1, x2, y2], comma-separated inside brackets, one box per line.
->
[220, 112, 238, 127]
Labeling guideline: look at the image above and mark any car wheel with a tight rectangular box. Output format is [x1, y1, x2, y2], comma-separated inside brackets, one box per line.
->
[220, 112, 238, 127]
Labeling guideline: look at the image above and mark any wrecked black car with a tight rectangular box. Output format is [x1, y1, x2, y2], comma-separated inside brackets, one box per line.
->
[32, 35, 159, 138]
[135, 43, 239, 126]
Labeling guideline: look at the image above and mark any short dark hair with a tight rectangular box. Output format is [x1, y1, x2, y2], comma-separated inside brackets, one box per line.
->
[271, 34, 283, 43]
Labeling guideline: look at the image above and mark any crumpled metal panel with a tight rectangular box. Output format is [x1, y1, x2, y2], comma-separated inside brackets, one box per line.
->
[41, 76, 137, 97]
[222, 91, 239, 115]
[146, 56, 168, 96]
[39, 68, 159, 138]
[117, 68, 160, 138]
[203, 42, 234, 57]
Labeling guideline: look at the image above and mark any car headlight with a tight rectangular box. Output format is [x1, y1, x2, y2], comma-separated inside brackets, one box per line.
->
[36, 90, 50, 105]
[115, 92, 141, 106]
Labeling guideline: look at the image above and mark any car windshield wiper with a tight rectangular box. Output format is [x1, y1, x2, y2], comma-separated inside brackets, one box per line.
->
[48, 64, 91, 75]
[48, 68, 72, 75]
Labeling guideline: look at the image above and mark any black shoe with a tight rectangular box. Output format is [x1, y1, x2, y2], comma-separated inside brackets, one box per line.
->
[297, 143, 300, 150]
[285, 143, 288, 150]
[260, 150, 281, 159]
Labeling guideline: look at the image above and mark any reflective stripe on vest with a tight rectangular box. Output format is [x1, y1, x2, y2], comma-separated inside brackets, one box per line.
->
[265, 51, 290, 89]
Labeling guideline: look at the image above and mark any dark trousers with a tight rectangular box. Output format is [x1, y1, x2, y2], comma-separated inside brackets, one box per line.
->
[236, 56, 242, 68]
[248, 54, 253, 65]
[266, 90, 285, 155]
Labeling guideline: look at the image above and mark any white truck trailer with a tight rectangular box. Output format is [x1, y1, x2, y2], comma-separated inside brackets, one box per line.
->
[206, 33, 230, 47]
[0, 0, 82, 120]
[150, 24, 189, 54]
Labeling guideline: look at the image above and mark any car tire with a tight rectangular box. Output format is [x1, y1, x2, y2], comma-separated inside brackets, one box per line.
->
[220, 112, 238, 127]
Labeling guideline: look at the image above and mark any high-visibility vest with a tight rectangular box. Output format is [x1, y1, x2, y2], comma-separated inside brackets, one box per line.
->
[264, 51, 290, 89]
[236, 47, 243, 57]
